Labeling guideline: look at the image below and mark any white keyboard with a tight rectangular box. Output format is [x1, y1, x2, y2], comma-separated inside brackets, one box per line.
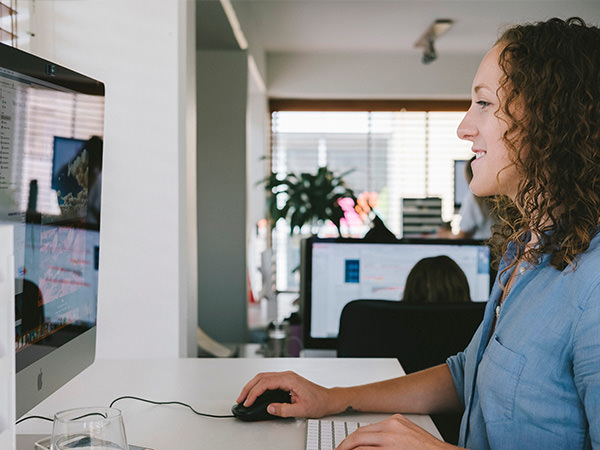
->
[305, 419, 367, 450]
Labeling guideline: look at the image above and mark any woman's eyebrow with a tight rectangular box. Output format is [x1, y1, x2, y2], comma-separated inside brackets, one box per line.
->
[473, 84, 492, 94]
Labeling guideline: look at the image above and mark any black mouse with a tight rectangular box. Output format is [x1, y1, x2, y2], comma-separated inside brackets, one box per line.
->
[232, 388, 292, 421]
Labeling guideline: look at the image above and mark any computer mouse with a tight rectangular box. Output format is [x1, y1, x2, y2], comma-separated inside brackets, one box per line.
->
[231, 388, 292, 421]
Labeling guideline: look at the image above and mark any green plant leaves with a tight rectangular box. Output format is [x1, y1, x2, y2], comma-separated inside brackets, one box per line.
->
[261, 165, 356, 236]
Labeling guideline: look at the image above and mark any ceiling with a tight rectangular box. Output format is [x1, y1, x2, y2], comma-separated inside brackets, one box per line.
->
[223, 0, 600, 55]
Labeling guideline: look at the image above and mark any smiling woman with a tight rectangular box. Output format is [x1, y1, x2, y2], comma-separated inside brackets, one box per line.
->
[239, 17, 600, 450]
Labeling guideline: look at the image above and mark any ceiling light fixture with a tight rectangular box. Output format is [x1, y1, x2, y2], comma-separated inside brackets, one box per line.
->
[414, 19, 454, 65]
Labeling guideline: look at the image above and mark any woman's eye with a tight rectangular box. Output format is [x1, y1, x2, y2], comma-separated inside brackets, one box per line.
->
[476, 100, 491, 109]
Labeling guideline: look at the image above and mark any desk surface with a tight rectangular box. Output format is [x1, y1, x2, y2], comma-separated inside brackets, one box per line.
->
[16, 358, 441, 450]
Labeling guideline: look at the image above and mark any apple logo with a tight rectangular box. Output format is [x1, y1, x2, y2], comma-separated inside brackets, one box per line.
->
[37, 369, 43, 391]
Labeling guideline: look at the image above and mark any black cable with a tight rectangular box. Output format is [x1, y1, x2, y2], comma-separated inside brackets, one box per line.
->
[16, 411, 108, 425]
[15, 415, 53, 425]
[16, 395, 235, 426]
[73, 412, 108, 420]
[109, 395, 235, 419]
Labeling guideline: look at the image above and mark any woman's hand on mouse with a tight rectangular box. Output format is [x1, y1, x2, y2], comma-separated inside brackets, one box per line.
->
[237, 371, 338, 418]
[335, 414, 458, 450]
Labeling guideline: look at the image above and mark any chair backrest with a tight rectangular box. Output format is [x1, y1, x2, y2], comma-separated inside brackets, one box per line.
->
[337, 300, 486, 374]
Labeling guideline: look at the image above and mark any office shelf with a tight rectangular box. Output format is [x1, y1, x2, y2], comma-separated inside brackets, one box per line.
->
[400, 197, 443, 237]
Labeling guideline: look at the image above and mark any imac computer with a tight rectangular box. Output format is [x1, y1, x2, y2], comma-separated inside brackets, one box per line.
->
[300, 237, 492, 349]
[0, 43, 105, 419]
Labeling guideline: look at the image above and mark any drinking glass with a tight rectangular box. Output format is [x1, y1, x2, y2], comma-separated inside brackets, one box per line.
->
[50, 407, 128, 450]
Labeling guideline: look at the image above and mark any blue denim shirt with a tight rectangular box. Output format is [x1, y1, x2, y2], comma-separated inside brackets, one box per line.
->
[447, 233, 600, 449]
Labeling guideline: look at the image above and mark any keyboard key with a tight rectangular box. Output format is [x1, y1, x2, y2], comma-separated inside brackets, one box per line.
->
[305, 419, 367, 450]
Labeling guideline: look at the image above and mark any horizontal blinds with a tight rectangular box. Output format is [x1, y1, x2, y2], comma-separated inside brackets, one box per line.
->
[271, 110, 472, 234]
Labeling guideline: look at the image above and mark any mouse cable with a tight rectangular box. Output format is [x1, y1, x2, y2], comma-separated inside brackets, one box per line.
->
[15, 415, 53, 425]
[15, 411, 108, 425]
[109, 395, 235, 418]
[16, 395, 235, 425]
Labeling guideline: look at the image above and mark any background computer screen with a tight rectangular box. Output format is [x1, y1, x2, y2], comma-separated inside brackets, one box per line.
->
[454, 159, 469, 209]
[0, 43, 105, 418]
[301, 238, 491, 349]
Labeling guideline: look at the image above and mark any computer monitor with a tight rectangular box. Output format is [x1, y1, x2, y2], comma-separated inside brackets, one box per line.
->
[454, 159, 469, 209]
[0, 43, 105, 419]
[300, 237, 492, 349]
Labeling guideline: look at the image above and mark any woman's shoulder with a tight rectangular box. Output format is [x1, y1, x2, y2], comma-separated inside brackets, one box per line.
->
[574, 232, 600, 268]
[564, 233, 600, 307]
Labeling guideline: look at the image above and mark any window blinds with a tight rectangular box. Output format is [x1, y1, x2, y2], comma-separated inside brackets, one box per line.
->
[271, 109, 473, 235]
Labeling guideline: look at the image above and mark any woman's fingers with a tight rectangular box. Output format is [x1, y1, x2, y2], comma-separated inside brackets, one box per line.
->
[335, 414, 449, 450]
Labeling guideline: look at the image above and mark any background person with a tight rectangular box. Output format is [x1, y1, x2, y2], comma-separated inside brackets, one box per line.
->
[438, 155, 498, 240]
[455, 156, 497, 240]
[401, 255, 471, 304]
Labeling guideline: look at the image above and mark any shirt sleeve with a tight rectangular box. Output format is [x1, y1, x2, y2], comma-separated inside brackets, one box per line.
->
[446, 352, 467, 408]
[572, 283, 600, 448]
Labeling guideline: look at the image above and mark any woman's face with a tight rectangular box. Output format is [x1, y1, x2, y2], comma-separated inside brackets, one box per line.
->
[457, 45, 521, 200]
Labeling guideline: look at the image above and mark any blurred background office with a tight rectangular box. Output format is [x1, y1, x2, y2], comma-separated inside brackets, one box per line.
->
[7, 0, 597, 359]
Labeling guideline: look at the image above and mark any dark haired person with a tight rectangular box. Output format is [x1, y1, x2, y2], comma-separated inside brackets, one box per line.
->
[402, 255, 471, 304]
[237, 18, 600, 449]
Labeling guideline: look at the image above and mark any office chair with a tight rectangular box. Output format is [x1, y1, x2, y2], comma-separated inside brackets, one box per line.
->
[337, 299, 486, 444]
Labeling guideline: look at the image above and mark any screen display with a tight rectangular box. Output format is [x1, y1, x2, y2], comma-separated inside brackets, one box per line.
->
[454, 159, 469, 208]
[303, 239, 491, 346]
[0, 51, 105, 372]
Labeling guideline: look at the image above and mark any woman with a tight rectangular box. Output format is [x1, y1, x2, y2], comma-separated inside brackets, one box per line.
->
[237, 17, 600, 449]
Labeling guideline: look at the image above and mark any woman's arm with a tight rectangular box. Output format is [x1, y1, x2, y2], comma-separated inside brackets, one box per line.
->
[325, 363, 462, 416]
[237, 363, 462, 419]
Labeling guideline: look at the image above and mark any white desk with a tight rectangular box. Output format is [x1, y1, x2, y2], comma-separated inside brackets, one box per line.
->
[16, 358, 441, 449]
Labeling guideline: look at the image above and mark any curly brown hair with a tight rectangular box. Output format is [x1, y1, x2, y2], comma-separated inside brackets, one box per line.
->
[489, 17, 600, 271]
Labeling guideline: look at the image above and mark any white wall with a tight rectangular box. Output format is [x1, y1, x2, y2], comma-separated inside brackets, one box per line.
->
[21, 0, 198, 358]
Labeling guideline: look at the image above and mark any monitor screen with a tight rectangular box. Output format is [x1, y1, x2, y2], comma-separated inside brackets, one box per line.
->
[301, 237, 491, 349]
[454, 159, 469, 209]
[0, 43, 105, 418]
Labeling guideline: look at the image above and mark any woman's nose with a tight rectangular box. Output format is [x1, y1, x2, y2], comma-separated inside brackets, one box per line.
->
[457, 111, 476, 141]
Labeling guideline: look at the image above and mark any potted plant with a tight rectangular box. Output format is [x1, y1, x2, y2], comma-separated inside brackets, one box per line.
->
[261, 166, 356, 236]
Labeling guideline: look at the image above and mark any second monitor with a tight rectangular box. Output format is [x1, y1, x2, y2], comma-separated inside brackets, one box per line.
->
[300, 237, 492, 349]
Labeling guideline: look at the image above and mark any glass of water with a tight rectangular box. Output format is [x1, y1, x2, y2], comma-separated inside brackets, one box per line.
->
[50, 407, 128, 450]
